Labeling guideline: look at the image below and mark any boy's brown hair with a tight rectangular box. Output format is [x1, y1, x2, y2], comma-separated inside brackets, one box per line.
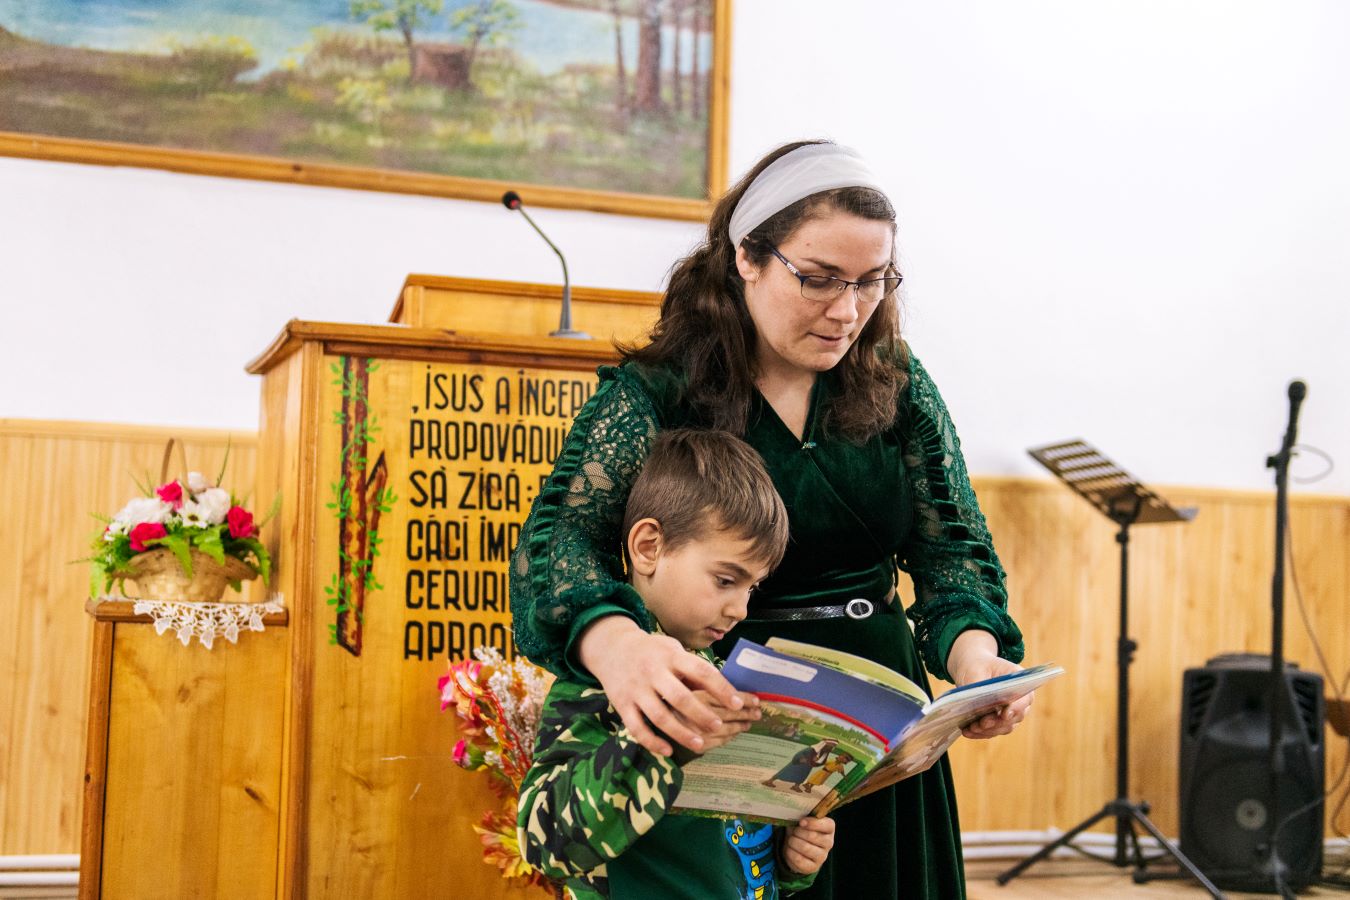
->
[623, 428, 790, 570]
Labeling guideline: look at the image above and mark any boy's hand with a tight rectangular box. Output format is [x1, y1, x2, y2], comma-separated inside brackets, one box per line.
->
[782, 816, 835, 876]
[679, 690, 761, 751]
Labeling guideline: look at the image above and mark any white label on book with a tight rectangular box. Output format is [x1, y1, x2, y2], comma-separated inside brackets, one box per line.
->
[736, 648, 817, 683]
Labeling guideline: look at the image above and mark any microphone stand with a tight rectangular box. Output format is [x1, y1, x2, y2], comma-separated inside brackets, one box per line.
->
[501, 191, 591, 339]
[1262, 380, 1307, 899]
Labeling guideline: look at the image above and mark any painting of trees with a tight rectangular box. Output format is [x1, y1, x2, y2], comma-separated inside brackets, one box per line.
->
[0, 0, 728, 216]
[348, 0, 445, 83]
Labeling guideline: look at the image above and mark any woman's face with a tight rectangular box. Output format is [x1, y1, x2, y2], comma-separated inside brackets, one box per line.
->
[736, 211, 894, 382]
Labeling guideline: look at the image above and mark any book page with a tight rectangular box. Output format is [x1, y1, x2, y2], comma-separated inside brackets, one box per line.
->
[766, 637, 929, 706]
[927, 664, 1065, 722]
[827, 664, 1067, 810]
[673, 640, 925, 824]
[675, 698, 887, 825]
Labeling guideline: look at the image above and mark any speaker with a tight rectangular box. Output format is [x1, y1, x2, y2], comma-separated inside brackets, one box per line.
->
[1179, 653, 1325, 891]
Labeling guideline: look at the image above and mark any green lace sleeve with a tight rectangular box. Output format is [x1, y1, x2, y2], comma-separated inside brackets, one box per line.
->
[510, 366, 661, 678]
[898, 353, 1025, 683]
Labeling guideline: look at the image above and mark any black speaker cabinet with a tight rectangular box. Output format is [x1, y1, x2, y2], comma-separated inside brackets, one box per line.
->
[1179, 653, 1325, 891]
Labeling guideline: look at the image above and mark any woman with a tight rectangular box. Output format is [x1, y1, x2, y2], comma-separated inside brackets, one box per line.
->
[510, 140, 1029, 899]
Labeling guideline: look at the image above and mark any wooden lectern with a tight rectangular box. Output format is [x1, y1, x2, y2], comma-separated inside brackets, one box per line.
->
[80, 278, 660, 898]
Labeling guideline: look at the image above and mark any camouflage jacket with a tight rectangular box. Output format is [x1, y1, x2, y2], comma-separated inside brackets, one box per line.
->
[517, 653, 817, 899]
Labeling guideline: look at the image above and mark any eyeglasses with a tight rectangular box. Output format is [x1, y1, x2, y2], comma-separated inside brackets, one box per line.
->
[767, 246, 902, 305]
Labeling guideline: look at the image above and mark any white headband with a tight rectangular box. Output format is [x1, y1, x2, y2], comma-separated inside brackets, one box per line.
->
[726, 143, 887, 247]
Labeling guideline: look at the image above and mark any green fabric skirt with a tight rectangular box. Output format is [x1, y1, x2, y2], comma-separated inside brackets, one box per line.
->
[714, 602, 966, 900]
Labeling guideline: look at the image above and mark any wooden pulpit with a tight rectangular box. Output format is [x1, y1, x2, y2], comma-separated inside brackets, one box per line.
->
[80, 278, 660, 898]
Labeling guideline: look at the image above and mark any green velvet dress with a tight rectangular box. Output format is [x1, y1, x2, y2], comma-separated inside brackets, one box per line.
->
[509, 351, 1024, 900]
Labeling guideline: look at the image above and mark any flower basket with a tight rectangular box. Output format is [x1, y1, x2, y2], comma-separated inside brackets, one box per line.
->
[89, 437, 273, 603]
[116, 547, 257, 603]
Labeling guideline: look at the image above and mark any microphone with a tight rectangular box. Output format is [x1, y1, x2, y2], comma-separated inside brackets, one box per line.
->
[1283, 379, 1307, 454]
[501, 191, 590, 339]
[1268, 379, 1307, 471]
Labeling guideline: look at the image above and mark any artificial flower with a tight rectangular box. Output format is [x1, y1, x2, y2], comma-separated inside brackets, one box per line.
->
[114, 496, 173, 526]
[89, 476, 274, 597]
[441, 648, 556, 893]
[194, 487, 231, 525]
[156, 481, 184, 509]
[128, 522, 167, 553]
[473, 804, 545, 885]
[227, 505, 257, 539]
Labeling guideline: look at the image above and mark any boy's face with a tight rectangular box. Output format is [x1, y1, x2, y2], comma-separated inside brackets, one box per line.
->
[629, 521, 770, 650]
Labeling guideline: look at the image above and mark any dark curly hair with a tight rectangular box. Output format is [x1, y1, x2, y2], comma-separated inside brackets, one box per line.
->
[623, 140, 907, 442]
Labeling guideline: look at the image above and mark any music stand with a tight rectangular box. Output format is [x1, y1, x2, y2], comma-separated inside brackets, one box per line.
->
[995, 440, 1222, 898]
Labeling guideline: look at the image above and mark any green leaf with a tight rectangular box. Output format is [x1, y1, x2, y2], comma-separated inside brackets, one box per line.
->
[193, 527, 227, 565]
[258, 493, 282, 528]
[216, 439, 232, 486]
[149, 533, 194, 577]
[128, 468, 155, 497]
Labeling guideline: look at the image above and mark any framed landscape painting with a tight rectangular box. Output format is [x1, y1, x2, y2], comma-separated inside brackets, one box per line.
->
[0, 0, 729, 219]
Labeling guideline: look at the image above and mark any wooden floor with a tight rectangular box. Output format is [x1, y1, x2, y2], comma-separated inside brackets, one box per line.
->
[967, 856, 1350, 898]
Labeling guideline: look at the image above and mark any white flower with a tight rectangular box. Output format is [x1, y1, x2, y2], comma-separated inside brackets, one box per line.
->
[187, 472, 211, 493]
[179, 499, 212, 528]
[114, 496, 173, 526]
[192, 488, 231, 525]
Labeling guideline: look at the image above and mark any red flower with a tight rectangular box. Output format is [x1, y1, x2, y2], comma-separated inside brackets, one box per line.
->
[227, 506, 256, 539]
[128, 522, 167, 553]
[453, 739, 469, 767]
[156, 481, 184, 509]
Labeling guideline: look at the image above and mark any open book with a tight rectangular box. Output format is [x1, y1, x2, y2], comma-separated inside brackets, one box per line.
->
[672, 638, 1063, 825]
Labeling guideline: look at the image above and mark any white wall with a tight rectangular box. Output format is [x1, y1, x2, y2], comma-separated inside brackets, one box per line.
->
[4, 0, 1347, 494]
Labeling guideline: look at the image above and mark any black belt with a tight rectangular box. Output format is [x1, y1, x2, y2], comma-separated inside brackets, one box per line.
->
[744, 590, 895, 623]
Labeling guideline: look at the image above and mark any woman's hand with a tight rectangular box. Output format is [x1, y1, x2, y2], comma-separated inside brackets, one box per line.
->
[946, 629, 1031, 739]
[782, 816, 835, 876]
[685, 690, 761, 751]
[578, 615, 759, 756]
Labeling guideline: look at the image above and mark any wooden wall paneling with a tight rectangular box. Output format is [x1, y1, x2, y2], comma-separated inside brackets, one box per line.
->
[4, 410, 1346, 882]
[0, 431, 33, 849]
[947, 481, 1350, 840]
[0, 421, 256, 858]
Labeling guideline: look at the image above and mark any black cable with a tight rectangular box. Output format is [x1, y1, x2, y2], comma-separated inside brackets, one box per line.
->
[1263, 472, 1350, 891]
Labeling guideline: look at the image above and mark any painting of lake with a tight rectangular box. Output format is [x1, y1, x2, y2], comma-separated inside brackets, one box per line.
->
[0, 0, 720, 207]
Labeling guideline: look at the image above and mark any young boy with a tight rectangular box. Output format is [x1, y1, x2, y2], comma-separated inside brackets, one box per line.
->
[517, 429, 836, 899]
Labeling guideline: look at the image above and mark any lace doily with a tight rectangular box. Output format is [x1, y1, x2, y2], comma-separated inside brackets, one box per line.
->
[128, 597, 286, 649]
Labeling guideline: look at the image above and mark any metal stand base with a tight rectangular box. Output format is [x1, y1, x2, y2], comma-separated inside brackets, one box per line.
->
[995, 799, 1224, 898]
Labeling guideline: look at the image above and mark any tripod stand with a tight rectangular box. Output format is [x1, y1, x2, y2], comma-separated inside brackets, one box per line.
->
[996, 440, 1221, 898]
